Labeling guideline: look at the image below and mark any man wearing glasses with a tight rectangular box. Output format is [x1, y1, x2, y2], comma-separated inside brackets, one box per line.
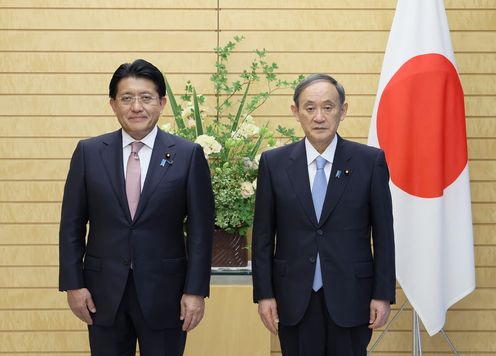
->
[59, 59, 214, 355]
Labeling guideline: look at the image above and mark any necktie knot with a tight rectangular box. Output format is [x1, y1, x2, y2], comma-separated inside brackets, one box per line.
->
[316, 156, 327, 170]
[131, 141, 144, 159]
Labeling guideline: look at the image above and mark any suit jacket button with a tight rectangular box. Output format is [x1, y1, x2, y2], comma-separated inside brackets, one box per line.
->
[309, 257, 316, 263]
[317, 230, 323, 236]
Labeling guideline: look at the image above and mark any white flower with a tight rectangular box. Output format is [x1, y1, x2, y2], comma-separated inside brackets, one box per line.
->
[240, 181, 255, 198]
[241, 154, 261, 170]
[186, 118, 196, 128]
[181, 102, 194, 120]
[195, 134, 222, 158]
[252, 179, 257, 190]
[242, 157, 253, 170]
[244, 114, 255, 124]
[181, 100, 208, 122]
[232, 122, 260, 139]
[161, 122, 174, 133]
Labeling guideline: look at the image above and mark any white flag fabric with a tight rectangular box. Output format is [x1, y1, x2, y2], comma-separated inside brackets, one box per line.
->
[368, 0, 475, 335]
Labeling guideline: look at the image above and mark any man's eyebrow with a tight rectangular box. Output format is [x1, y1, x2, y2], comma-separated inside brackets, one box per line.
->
[119, 90, 154, 95]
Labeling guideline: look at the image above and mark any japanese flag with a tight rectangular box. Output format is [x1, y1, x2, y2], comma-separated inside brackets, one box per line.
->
[368, 0, 475, 335]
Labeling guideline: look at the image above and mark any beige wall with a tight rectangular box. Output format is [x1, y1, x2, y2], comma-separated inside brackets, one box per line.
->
[0, 0, 494, 354]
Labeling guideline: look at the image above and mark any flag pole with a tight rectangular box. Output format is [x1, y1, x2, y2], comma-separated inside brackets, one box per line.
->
[367, 301, 460, 355]
[413, 310, 422, 355]
[440, 329, 460, 356]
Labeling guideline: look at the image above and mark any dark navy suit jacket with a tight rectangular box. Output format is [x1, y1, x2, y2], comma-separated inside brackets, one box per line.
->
[252, 136, 395, 327]
[59, 128, 214, 329]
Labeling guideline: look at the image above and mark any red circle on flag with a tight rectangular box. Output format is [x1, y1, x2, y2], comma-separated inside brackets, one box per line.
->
[377, 53, 467, 198]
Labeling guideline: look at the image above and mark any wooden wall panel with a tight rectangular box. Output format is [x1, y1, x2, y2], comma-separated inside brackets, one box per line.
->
[0, 203, 61, 223]
[0, 225, 60, 244]
[219, 9, 496, 31]
[0, 32, 218, 52]
[0, 0, 217, 7]
[0, 52, 217, 72]
[0, 267, 59, 288]
[220, 31, 496, 52]
[0, 9, 217, 30]
[0, 117, 122, 137]
[468, 161, 496, 180]
[0, 160, 70, 180]
[0, 0, 494, 355]
[220, 0, 496, 9]
[0, 181, 64, 201]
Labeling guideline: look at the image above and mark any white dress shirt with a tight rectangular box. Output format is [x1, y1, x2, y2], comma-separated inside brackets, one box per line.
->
[305, 135, 338, 188]
[122, 126, 157, 191]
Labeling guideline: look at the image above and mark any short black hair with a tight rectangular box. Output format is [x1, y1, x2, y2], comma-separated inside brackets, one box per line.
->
[293, 73, 346, 108]
[109, 59, 166, 99]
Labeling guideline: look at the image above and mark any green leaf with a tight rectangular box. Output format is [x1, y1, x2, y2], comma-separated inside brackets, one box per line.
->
[164, 75, 185, 130]
[231, 81, 251, 132]
[249, 123, 268, 159]
[192, 88, 203, 136]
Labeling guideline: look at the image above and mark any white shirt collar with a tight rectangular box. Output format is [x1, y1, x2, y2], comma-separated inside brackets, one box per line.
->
[122, 126, 158, 149]
[305, 135, 338, 166]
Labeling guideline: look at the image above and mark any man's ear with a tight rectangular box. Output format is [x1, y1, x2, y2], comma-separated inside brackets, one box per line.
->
[109, 98, 118, 114]
[291, 104, 300, 122]
[160, 96, 167, 106]
[160, 97, 167, 112]
[339, 102, 348, 122]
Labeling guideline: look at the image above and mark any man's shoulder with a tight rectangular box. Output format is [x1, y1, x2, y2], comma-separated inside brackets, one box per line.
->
[158, 129, 198, 149]
[339, 137, 382, 157]
[261, 140, 301, 159]
[77, 130, 120, 147]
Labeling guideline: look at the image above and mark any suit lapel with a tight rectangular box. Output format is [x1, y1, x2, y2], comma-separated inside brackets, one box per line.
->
[99, 129, 131, 220]
[286, 140, 319, 227]
[133, 129, 176, 222]
[319, 136, 353, 226]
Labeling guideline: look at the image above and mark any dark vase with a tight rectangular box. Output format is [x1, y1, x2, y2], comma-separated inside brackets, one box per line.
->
[211, 229, 248, 267]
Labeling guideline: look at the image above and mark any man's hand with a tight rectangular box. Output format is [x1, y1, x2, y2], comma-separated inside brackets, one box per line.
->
[258, 298, 279, 335]
[67, 288, 96, 325]
[180, 294, 205, 332]
[369, 299, 391, 329]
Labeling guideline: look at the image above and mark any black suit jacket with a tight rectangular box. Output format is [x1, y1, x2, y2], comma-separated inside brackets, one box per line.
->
[252, 136, 395, 327]
[59, 128, 214, 329]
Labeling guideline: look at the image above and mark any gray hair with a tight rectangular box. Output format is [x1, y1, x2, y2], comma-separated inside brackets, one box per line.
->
[293, 74, 346, 108]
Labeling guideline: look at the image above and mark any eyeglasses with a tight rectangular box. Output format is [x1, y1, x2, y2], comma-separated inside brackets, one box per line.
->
[117, 94, 159, 106]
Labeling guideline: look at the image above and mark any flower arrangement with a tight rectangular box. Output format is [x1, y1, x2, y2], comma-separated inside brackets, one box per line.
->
[162, 36, 303, 237]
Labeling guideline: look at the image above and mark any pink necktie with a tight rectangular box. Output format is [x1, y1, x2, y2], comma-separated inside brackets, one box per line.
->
[126, 141, 145, 220]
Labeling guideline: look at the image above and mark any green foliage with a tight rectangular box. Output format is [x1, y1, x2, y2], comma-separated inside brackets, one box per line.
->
[162, 36, 302, 235]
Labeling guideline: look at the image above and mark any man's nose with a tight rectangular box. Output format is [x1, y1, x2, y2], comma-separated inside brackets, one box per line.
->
[313, 108, 325, 122]
[130, 99, 144, 111]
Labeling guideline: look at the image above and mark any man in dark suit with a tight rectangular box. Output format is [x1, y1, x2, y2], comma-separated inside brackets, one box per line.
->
[59, 59, 214, 356]
[252, 74, 396, 356]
